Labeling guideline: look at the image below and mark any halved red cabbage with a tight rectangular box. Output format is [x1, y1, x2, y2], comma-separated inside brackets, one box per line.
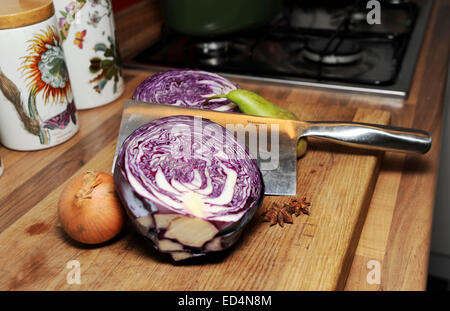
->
[114, 115, 263, 261]
[132, 69, 239, 112]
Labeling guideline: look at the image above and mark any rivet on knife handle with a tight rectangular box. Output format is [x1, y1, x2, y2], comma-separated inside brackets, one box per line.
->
[300, 122, 432, 154]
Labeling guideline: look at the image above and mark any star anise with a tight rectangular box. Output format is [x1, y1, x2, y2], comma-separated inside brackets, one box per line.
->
[261, 203, 293, 227]
[262, 198, 312, 228]
[288, 197, 311, 216]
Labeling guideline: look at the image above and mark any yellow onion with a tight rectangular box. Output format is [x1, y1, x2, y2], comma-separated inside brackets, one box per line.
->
[58, 171, 125, 244]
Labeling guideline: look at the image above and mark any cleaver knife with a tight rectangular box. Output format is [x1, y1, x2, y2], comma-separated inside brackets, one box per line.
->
[112, 100, 431, 195]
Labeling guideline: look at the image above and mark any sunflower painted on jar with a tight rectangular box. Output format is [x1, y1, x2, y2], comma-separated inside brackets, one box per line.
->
[16, 26, 77, 144]
[0, 0, 79, 150]
[21, 26, 72, 103]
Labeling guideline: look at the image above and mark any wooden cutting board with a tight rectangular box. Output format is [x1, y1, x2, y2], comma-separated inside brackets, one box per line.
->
[0, 74, 390, 290]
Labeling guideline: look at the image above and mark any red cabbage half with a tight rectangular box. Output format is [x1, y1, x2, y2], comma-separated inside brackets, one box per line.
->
[132, 69, 239, 112]
[114, 115, 263, 261]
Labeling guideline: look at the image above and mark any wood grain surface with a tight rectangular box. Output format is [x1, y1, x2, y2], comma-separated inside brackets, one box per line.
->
[345, 0, 450, 290]
[0, 0, 448, 291]
[0, 0, 54, 30]
[0, 71, 389, 289]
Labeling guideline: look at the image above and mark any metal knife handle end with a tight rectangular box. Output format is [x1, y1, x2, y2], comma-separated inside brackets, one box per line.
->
[301, 122, 432, 154]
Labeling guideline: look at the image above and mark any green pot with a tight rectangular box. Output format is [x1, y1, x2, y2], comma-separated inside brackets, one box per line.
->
[161, 0, 283, 37]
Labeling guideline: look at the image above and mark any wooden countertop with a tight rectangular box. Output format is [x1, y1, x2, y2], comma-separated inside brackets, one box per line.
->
[0, 0, 449, 290]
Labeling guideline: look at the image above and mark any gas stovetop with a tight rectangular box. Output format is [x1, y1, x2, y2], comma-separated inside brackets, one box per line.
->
[126, 0, 434, 98]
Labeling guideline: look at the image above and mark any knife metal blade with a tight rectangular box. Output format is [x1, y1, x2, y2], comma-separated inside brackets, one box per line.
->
[112, 100, 431, 196]
[113, 100, 305, 195]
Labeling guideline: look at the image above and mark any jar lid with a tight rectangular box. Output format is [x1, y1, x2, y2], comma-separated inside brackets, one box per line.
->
[0, 0, 54, 30]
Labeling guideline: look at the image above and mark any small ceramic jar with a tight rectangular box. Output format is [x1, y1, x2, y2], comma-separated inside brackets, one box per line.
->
[0, 0, 79, 151]
[53, 0, 124, 110]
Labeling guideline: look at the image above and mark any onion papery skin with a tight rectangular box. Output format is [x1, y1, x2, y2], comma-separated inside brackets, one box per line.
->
[114, 115, 263, 261]
[132, 69, 239, 112]
[58, 172, 126, 245]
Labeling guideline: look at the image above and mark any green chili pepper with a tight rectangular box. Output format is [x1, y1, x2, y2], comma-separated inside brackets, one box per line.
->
[208, 89, 307, 158]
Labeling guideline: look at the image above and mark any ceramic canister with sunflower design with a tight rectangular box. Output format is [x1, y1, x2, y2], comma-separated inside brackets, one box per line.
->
[53, 0, 124, 110]
[0, 0, 78, 151]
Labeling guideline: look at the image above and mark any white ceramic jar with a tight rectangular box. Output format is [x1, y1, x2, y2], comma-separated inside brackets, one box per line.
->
[53, 0, 124, 110]
[0, 0, 79, 151]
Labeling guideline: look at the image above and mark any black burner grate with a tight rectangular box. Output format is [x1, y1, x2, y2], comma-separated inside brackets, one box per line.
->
[131, 0, 422, 92]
